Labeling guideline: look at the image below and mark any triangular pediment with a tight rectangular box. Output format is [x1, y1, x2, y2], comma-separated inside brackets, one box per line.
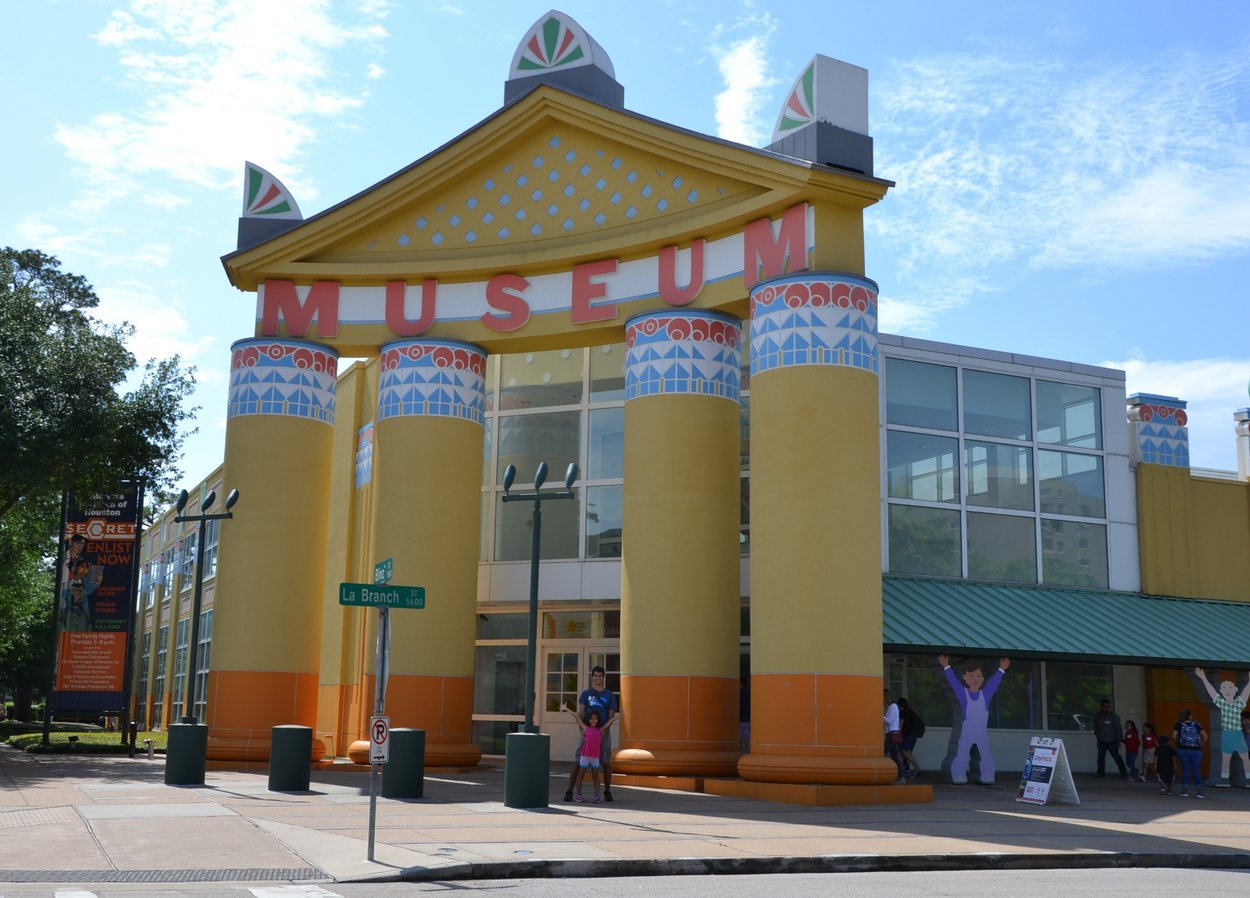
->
[224, 86, 887, 290]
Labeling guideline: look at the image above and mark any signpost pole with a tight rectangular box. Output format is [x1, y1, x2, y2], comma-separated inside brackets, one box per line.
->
[367, 558, 392, 863]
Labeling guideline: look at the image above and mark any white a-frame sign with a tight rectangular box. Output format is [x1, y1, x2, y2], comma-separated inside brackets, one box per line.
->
[1016, 736, 1080, 805]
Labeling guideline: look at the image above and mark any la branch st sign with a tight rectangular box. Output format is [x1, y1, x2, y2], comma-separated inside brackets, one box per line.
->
[257, 204, 814, 339]
[339, 583, 426, 609]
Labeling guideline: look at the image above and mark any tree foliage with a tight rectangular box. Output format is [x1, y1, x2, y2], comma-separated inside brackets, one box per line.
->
[0, 494, 56, 719]
[0, 248, 198, 520]
[0, 248, 198, 716]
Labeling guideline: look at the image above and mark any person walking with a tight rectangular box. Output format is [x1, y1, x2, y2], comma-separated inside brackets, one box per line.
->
[897, 696, 924, 778]
[1155, 734, 1177, 795]
[1123, 720, 1142, 782]
[883, 690, 906, 784]
[1092, 698, 1128, 778]
[1172, 708, 1207, 798]
[1141, 722, 1159, 784]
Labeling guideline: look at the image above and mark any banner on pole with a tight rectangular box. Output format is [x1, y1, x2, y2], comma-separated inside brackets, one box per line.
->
[51, 484, 140, 714]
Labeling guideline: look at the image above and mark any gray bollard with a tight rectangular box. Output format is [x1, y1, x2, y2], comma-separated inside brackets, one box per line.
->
[164, 723, 207, 785]
[381, 728, 426, 799]
[268, 725, 313, 792]
[503, 730, 550, 808]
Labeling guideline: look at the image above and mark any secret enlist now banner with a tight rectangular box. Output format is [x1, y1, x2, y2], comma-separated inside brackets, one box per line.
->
[52, 485, 140, 712]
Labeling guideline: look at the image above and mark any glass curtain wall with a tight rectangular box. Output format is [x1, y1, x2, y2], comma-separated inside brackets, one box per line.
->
[884, 358, 1108, 587]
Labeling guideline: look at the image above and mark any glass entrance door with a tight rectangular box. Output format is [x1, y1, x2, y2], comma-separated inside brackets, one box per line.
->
[542, 645, 620, 759]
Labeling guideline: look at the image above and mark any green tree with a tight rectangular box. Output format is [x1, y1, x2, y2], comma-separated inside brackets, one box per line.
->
[0, 248, 198, 520]
[0, 248, 197, 715]
[0, 494, 57, 720]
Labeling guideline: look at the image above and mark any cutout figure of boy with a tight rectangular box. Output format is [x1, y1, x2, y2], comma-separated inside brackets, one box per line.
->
[1193, 667, 1250, 787]
[938, 654, 1010, 785]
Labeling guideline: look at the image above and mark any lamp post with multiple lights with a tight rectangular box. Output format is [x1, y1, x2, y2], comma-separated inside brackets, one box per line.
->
[500, 460, 577, 806]
[164, 487, 238, 785]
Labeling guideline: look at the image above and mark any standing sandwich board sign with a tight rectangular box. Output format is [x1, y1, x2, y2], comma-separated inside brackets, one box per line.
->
[1017, 736, 1080, 805]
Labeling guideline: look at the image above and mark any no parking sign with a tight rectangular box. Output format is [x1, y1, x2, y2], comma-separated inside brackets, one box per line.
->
[370, 714, 390, 764]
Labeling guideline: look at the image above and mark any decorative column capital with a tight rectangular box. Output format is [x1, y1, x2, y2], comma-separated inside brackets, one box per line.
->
[378, 339, 487, 426]
[228, 338, 338, 423]
[625, 310, 742, 402]
[1127, 393, 1189, 468]
[749, 272, 879, 377]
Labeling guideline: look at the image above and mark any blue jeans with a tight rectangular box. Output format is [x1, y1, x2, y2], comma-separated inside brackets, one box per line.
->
[1177, 748, 1203, 790]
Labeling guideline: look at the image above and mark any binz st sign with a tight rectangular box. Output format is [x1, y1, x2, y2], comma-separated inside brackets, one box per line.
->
[257, 204, 813, 340]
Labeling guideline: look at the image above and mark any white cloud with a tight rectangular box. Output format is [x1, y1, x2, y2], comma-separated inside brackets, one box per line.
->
[871, 48, 1250, 283]
[1110, 354, 1250, 471]
[13, 219, 173, 270]
[93, 279, 217, 369]
[53, 1, 390, 215]
[709, 14, 781, 146]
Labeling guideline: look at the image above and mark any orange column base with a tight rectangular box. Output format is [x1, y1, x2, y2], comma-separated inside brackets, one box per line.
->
[205, 669, 322, 763]
[741, 672, 891, 785]
[615, 674, 741, 776]
[340, 673, 481, 768]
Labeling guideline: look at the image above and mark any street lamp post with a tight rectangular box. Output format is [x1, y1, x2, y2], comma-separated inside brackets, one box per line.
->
[165, 487, 239, 785]
[500, 460, 577, 807]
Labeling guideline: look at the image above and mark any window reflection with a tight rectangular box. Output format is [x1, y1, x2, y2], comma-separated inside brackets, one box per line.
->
[887, 359, 958, 431]
[888, 432, 959, 502]
[963, 370, 1031, 440]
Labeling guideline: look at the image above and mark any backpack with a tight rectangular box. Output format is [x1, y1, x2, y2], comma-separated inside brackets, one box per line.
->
[915, 716, 926, 738]
[1178, 719, 1201, 749]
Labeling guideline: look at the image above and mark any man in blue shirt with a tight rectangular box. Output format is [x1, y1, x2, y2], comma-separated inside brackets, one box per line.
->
[563, 665, 619, 802]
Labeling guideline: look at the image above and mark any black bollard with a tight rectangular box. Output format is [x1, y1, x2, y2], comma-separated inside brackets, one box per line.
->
[381, 728, 426, 799]
[268, 725, 313, 792]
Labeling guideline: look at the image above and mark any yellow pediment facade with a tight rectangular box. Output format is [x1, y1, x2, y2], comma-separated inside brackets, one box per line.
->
[223, 86, 889, 355]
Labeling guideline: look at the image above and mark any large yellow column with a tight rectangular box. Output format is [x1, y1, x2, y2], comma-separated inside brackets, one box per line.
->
[209, 338, 338, 761]
[617, 310, 743, 776]
[366, 339, 485, 767]
[738, 275, 894, 786]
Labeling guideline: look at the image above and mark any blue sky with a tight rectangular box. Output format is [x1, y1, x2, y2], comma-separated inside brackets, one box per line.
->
[5, 1, 1249, 488]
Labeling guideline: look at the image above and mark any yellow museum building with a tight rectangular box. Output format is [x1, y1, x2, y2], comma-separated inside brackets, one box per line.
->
[128, 11, 1250, 802]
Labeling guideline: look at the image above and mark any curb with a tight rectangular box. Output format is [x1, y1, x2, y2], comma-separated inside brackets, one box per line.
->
[353, 851, 1250, 883]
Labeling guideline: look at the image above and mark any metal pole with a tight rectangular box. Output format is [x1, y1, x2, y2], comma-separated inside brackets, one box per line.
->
[42, 493, 70, 747]
[181, 515, 208, 724]
[524, 497, 542, 733]
[121, 480, 145, 742]
[368, 605, 389, 863]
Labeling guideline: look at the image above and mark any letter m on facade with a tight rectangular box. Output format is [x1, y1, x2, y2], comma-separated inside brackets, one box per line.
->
[261, 280, 340, 338]
[741, 204, 810, 290]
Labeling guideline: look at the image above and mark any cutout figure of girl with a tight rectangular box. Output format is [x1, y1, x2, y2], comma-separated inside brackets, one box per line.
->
[938, 654, 1010, 785]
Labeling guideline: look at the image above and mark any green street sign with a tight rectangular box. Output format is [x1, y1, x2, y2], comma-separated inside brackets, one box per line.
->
[339, 582, 426, 609]
[374, 558, 393, 585]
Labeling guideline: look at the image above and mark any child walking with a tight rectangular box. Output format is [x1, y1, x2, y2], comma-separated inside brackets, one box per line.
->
[1123, 720, 1142, 782]
[562, 705, 614, 803]
[1155, 734, 1177, 795]
[1140, 722, 1159, 785]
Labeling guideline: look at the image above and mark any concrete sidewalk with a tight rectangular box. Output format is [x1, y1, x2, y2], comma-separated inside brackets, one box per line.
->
[3, 745, 1250, 884]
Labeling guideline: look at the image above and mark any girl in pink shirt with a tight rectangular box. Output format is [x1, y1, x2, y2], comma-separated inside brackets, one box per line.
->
[562, 706, 615, 803]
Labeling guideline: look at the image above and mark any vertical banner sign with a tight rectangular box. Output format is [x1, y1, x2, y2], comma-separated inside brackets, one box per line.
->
[51, 485, 140, 713]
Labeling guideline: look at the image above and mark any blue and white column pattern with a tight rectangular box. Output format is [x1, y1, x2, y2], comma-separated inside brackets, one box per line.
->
[228, 338, 338, 423]
[1128, 393, 1190, 468]
[377, 339, 486, 425]
[749, 273, 879, 377]
[625, 310, 742, 402]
